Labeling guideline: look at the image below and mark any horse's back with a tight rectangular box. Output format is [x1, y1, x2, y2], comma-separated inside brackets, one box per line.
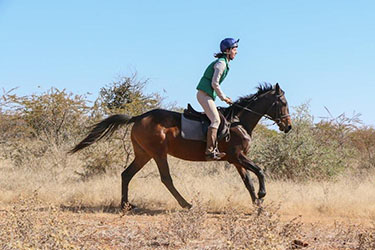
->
[130, 109, 186, 157]
[131, 109, 181, 137]
[133, 109, 181, 127]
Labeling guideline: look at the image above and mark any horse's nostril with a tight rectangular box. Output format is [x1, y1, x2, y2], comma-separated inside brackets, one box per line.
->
[285, 125, 292, 133]
[283, 125, 292, 133]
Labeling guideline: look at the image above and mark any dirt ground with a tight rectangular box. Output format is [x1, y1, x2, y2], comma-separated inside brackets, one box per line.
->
[1, 202, 374, 249]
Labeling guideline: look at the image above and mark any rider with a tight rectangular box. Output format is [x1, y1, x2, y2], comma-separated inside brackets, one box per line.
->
[196, 38, 239, 160]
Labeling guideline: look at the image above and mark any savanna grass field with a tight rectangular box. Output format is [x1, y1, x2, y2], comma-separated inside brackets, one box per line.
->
[1, 78, 375, 249]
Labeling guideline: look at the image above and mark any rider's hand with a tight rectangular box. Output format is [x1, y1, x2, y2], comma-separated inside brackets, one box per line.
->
[224, 97, 233, 105]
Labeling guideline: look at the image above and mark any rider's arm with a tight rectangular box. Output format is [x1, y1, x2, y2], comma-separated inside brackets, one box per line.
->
[211, 60, 227, 101]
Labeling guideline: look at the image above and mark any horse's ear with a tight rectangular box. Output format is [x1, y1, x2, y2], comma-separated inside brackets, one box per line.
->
[275, 83, 281, 94]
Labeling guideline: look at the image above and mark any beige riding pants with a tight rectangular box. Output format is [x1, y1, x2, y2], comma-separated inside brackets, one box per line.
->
[196, 90, 220, 129]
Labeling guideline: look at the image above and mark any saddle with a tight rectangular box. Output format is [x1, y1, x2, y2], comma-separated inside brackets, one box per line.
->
[181, 104, 230, 142]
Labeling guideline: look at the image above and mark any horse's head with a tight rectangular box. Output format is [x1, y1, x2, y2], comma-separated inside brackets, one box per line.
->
[264, 83, 292, 133]
[230, 83, 292, 134]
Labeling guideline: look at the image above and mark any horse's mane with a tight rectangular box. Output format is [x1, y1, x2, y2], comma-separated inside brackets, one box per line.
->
[233, 82, 273, 105]
[219, 82, 274, 119]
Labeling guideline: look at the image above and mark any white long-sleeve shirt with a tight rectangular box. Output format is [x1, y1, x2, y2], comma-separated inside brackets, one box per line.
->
[211, 60, 227, 101]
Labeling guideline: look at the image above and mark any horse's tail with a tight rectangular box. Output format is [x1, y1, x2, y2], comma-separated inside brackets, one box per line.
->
[69, 114, 137, 154]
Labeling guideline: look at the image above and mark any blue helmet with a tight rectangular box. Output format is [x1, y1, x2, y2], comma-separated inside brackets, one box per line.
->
[220, 38, 240, 53]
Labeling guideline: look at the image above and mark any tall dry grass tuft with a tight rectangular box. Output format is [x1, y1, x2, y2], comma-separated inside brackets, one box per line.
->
[0, 192, 79, 249]
[166, 196, 208, 246]
[267, 172, 375, 220]
[218, 203, 305, 249]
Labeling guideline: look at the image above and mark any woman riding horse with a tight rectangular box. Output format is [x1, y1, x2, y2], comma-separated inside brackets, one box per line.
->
[196, 38, 239, 160]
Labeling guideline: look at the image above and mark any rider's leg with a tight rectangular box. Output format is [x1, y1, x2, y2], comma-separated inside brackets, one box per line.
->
[196, 90, 226, 160]
[205, 127, 226, 160]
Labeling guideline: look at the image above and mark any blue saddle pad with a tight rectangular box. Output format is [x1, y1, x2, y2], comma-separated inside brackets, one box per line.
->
[181, 114, 209, 141]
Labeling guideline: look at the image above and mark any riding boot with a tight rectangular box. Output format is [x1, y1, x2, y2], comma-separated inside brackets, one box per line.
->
[205, 127, 226, 161]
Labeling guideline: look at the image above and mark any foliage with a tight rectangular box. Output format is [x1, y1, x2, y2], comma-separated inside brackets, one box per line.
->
[0, 88, 33, 141]
[2, 87, 89, 145]
[349, 126, 375, 170]
[79, 73, 163, 178]
[250, 103, 358, 181]
[74, 138, 130, 180]
[96, 73, 162, 116]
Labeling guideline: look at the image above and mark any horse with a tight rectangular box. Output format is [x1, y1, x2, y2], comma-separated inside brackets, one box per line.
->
[70, 83, 292, 209]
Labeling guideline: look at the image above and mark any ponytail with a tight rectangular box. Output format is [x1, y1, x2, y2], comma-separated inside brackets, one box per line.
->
[214, 52, 226, 58]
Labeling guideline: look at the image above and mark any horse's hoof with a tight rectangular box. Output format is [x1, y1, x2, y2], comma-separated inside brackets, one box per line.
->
[121, 202, 137, 211]
[256, 204, 264, 216]
[258, 191, 266, 199]
[182, 203, 192, 210]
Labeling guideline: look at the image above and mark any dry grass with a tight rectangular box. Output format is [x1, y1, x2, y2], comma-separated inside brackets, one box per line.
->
[268, 176, 375, 220]
[1, 146, 375, 248]
[0, 191, 306, 249]
[2, 153, 375, 219]
[1, 192, 374, 249]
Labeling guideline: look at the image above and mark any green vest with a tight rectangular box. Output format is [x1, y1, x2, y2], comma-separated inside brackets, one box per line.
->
[196, 57, 229, 100]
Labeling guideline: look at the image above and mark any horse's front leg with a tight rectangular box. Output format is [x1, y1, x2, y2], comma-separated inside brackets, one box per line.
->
[237, 152, 266, 200]
[234, 164, 257, 203]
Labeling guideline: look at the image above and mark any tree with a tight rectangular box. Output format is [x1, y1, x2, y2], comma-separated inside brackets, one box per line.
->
[6, 88, 89, 145]
[349, 126, 375, 170]
[97, 73, 163, 116]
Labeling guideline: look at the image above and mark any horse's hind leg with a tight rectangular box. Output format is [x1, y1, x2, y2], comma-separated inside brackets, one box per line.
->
[154, 157, 192, 209]
[121, 145, 151, 209]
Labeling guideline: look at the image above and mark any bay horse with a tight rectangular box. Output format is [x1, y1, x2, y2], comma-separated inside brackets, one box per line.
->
[70, 83, 292, 209]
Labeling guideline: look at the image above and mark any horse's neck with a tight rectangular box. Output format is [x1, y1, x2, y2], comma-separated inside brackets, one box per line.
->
[239, 113, 263, 136]
[238, 97, 271, 135]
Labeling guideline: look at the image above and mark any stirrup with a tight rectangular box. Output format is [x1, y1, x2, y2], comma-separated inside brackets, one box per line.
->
[205, 151, 226, 161]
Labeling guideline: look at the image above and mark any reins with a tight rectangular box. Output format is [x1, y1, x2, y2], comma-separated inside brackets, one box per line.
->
[234, 103, 273, 121]
[227, 93, 290, 125]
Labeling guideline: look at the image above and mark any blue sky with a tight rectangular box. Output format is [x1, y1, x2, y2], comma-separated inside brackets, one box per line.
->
[1, 1, 374, 126]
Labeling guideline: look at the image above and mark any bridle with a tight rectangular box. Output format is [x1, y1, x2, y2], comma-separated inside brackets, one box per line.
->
[230, 92, 290, 126]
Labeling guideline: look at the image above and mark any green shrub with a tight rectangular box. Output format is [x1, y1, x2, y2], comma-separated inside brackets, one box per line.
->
[2, 87, 90, 145]
[96, 73, 162, 116]
[349, 126, 375, 170]
[250, 103, 355, 181]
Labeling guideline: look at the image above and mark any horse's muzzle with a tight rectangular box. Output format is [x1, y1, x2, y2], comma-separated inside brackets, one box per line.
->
[284, 125, 292, 133]
[278, 116, 292, 133]
[277, 120, 292, 133]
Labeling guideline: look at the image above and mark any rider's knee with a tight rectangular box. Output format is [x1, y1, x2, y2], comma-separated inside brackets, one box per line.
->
[209, 119, 220, 129]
